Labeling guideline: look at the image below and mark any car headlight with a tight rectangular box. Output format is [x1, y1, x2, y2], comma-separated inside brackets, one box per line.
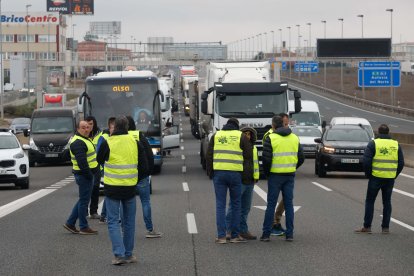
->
[185, 106, 190, 110]
[152, 147, 161, 156]
[13, 151, 25, 159]
[29, 138, 38, 150]
[322, 146, 335, 154]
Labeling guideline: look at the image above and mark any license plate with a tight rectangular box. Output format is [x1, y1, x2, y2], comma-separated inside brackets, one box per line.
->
[341, 158, 359, 164]
[0, 169, 7, 174]
[45, 154, 58, 158]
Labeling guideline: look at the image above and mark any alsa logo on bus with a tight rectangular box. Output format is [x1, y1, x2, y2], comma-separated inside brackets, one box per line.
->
[0, 14, 58, 23]
[112, 85, 130, 92]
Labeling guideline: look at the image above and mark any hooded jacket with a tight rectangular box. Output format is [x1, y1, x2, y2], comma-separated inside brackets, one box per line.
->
[262, 127, 305, 177]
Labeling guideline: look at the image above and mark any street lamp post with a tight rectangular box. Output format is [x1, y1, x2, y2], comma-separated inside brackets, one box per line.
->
[72, 23, 76, 86]
[321, 20, 327, 92]
[287, 26, 291, 77]
[338, 18, 344, 37]
[26, 4, 32, 105]
[0, 0, 3, 119]
[307, 23, 311, 59]
[264, 32, 268, 56]
[357, 14, 364, 38]
[271, 30, 274, 54]
[338, 18, 344, 93]
[357, 14, 365, 99]
[278, 28, 282, 56]
[386, 8, 394, 106]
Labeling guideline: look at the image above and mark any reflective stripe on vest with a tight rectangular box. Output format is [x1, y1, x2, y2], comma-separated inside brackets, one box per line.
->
[269, 133, 299, 173]
[128, 130, 140, 141]
[262, 128, 273, 144]
[372, 138, 399, 179]
[91, 131, 103, 146]
[253, 145, 260, 180]
[104, 135, 138, 186]
[70, 135, 98, 170]
[213, 130, 243, 171]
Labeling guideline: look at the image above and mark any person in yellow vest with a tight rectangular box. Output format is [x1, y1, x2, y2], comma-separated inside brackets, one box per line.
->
[261, 115, 304, 242]
[355, 124, 404, 234]
[63, 120, 99, 235]
[206, 118, 252, 244]
[97, 116, 139, 265]
[85, 116, 103, 219]
[225, 126, 259, 240]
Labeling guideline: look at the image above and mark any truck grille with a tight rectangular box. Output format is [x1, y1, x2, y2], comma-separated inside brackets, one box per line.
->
[39, 145, 65, 153]
[0, 160, 15, 168]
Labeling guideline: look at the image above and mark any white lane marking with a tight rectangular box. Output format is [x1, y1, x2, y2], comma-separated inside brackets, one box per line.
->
[311, 182, 332, 192]
[393, 188, 414, 199]
[181, 139, 184, 143]
[290, 84, 414, 123]
[181, 155, 186, 160]
[325, 107, 331, 110]
[369, 120, 376, 123]
[0, 189, 57, 219]
[390, 124, 399, 128]
[401, 173, 414, 180]
[337, 111, 343, 114]
[181, 146, 184, 150]
[186, 213, 198, 234]
[180, 128, 183, 131]
[182, 166, 187, 173]
[98, 198, 104, 214]
[253, 185, 301, 213]
[182, 182, 189, 192]
[180, 123, 182, 126]
[381, 215, 414, 232]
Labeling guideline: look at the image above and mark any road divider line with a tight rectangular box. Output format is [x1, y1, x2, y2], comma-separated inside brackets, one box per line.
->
[311, 182, 332, 192]
[253, 185, 268, 202]
[182, 166, 187, 173]
[182, 182, 189, 192]
[186, 213, 198, 234]
[381, 215, 414, 232]
[0, 189, 57, 219]
[181, 155, 185, 160]
[401, 173, 414, 180]
[393, 188, 414, 199]
[181, 146, 184, 150]
[98, 199, 104, 214]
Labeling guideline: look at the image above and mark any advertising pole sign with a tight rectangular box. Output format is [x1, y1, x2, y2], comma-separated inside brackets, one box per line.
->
[47, 0, 94, 15]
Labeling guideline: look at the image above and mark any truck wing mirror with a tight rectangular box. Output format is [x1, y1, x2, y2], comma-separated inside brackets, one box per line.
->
[322, 120, 327, 129]
[294, 90, 302, 113]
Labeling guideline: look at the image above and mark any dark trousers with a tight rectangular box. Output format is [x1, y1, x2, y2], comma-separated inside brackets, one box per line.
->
[364, 177, 394, 229]
[89, 170, 101, 215]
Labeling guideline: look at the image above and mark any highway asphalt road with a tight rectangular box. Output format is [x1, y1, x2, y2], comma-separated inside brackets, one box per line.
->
[0, 102, 414, 275]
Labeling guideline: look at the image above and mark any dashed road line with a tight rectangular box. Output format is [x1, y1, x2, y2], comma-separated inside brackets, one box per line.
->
[181, 155, 186, 160]
[381, 215, 414, 232]
[311, 182, 333, 192]
[182, 166, 187, 173]
[186, 213, 198, 234]
[393, 188, 414, 199]
[181, 146, 184, 150]
[401, 173, 414, 180]
[182, 182, 189, 192]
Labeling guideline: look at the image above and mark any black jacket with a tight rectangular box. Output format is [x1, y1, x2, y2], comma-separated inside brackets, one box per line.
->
[206, 122, 253, 181]
[363, 134, 405, 180]
[262, 127, 305, 177]
[96, 130, 138, 200]
[70, 131, 99, 177]
[138, 132, 154, 181]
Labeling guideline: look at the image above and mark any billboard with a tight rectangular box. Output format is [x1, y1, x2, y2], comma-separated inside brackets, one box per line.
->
[317, 38, 391, 58]
[47, 0, 94, 15]
[1, 12, 59, 25]
[90, 21, 121, 36]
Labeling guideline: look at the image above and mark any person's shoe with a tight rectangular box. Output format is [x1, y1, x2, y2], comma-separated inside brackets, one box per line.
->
[88, 213, 101, 219]
[225, 232, 231, 241]
[354, 227, 372, 234]
[215, 237, 227, 244]
[285, 236, 294, 242]
[239, 232, 257, 240]
[112, 256, 126, 266]
[79, 227, 98, 235]
[63, 223, 79, 234]
[271, 223, 286, 236]
[260, 235, 270, 242]
[230, 235, 247, 243]
[125, 255, 138, 264]
[382, 228, 390, 234]
[145, 230, 163, 238]
[98, 217, 107, 224]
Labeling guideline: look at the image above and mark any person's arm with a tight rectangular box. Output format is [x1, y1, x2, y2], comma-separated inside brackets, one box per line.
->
[139, 132, 154, 174]
[96, 139, 109, 165]
[70, 140, 92, 176]
[363, 141, 375, 178]
[206, 134, 215, 178]
[396, 144, 405, 177]
[296, 143, 305, 169]
[240, 135, 253, 181]
[262, 136, 273, 177]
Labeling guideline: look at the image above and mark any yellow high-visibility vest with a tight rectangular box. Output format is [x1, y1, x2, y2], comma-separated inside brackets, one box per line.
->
[269, 133, 299, 173]
[262, 128, 273, 144]
[128, 130, 140, 141]
[372, 138, 399, 179]
[213, 130, 243, 172]
[70, 135, 98, 171]
[253, 145, 260, 180]
[104, 135, 138, 186]
[91, 131, 103, 146]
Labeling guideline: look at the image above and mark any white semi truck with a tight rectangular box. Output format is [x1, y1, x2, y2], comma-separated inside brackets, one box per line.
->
[401, 61, 414, 75]
[198, 61, 301, 174]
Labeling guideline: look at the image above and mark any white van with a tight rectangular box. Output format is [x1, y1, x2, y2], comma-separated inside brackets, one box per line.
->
[329, 117, 374, 139]
[289, 100, 322, 132]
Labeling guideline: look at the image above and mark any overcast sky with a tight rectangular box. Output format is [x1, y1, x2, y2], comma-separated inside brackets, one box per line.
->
[4, 0, 414, 47]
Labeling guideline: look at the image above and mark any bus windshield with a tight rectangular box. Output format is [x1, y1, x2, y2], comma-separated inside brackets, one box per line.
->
[216, 92, 287, 118]
[86, 79, 160, 136]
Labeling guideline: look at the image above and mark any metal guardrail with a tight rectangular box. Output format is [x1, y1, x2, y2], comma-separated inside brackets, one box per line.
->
[283, 77, 414, 118]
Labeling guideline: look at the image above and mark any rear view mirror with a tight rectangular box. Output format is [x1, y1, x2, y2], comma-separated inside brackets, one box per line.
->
[322, 121, 327, 129]
[23, 129, 30, 137]
[314, 138, 322, 143]
[294, 90, 302, 113]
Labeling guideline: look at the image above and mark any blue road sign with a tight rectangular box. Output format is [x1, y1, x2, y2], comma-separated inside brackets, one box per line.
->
[282, 61, 287, 71]
[358, 69, 400, 87]
[358, 61, 401, 87]
[294, 62, 319, 73]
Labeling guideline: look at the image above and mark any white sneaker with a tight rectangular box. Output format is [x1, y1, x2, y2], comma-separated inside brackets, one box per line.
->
[145, 230, 163, 238]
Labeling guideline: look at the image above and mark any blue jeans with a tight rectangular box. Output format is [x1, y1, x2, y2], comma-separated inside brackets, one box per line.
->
[226, 184, 254, 233]
[262, 174, 295, 238]
[67, 174, 94, 230]
[136, 177, 153, 231]
[364, 178, 394, 229]
[213, 170, 242, 239]
[101, 198, 107, 218]
[106, 196, 136, 258]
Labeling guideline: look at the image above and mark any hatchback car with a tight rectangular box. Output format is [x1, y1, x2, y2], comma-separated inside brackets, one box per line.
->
[0, 129, 30, 189]
[314, 125, 371, 177]
[9, 117, 31, 134]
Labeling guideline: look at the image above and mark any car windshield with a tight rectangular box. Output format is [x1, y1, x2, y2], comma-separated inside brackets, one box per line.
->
[290, 112, 320, 127]
[0, 136, 20, 149]
[11, 118, 30, 125]
[326, 128, 370, 142]
[31, 117, 73, 134]
[292, 127, 322, 137]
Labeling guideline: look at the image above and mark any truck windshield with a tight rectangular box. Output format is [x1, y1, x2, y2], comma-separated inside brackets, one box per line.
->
[31, 117, 73, 134]
[216, 93, 287, 118]
[290, 112, 321, 127]
[86, 80, 160, 136]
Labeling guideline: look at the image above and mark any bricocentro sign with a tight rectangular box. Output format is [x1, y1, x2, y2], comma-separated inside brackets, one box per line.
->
[1, 13, 59, 24]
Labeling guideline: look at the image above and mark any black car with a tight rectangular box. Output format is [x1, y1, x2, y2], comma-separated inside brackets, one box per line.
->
[314, 125, 371, 177]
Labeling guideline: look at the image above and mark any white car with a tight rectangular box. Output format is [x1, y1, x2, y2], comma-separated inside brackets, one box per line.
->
[291, 126, 322, 158]
[0, 129, 30, 189]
